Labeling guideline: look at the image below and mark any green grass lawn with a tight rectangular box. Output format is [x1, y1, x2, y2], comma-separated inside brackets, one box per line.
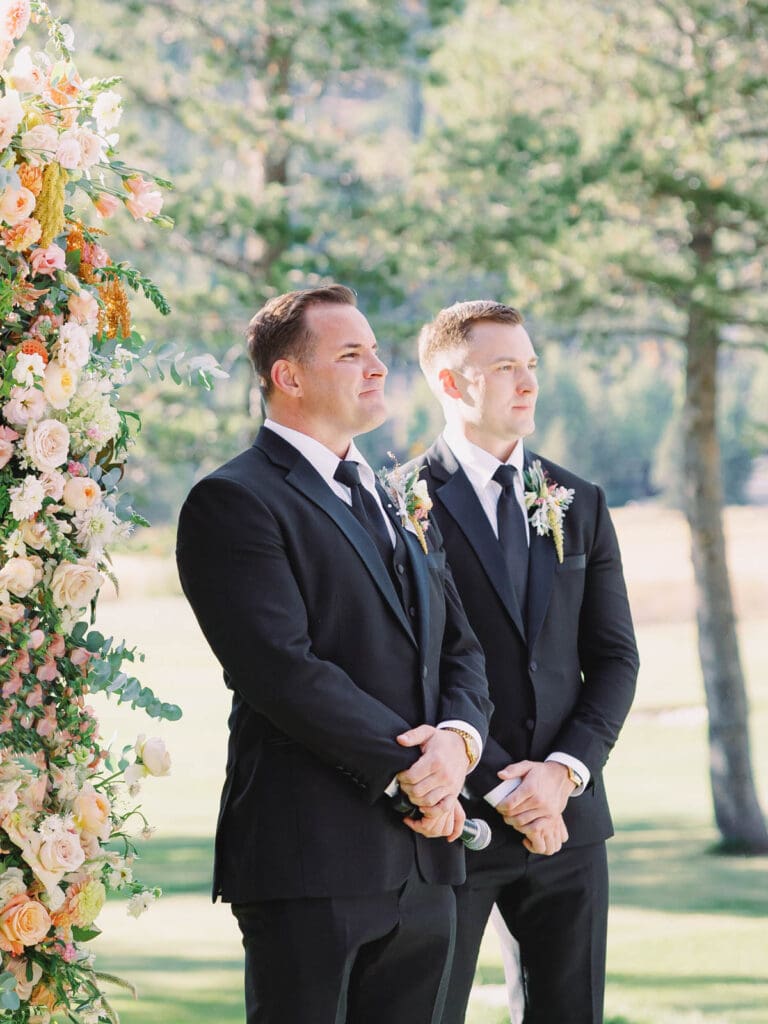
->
[84, 506, 768, 1024]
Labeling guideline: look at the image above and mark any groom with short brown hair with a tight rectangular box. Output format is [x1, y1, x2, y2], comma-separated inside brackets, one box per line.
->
[413, 299, 639, 1024]
[176, 285, 492, 1024]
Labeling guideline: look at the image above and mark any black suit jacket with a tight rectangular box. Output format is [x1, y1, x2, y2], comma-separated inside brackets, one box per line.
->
[413, 437, 638, 852]
[176, 427, 491, 903]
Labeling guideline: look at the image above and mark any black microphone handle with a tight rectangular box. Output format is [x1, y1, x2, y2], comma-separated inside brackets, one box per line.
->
[390, 791, 492, 851]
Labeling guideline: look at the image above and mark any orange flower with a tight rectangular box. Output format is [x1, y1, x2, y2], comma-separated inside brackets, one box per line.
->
[17, 163, 43, 197]
[19, 337, 49, 365]
[0, 894, 51, 956]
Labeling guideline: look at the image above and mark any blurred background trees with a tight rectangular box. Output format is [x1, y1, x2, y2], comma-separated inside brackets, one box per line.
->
[55, 0, 767, 849]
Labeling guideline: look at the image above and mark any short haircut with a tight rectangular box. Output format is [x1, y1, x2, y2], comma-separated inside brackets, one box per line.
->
[246, 284, 357, 395]
[418, 300, 524, 377]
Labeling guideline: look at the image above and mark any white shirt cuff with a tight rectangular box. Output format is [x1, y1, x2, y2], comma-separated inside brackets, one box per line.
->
[546, 752, 590, 796]
[384, 776, 400, 798]
[437, 720, 483, 773]
[483, 777, 522, 807]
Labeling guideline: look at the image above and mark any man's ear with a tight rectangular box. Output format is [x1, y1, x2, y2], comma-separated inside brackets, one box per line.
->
[271, 358, 302, 398]
[438, 367, 462, 399]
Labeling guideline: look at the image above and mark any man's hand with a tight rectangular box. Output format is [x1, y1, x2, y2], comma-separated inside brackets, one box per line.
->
[495, 760, 576, 828]
[518, 814, 569, 856]
[396, 725, 470, 809]
[401, 798, 466, 842]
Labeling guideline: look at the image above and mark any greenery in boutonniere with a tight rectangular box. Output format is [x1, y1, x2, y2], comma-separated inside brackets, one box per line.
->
[378, 453, 432, 554]
[523, 459, 575, 564]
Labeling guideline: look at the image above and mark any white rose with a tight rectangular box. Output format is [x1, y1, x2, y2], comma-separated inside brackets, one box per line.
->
[136, 735, 171, 777]
[0, 867, 26, 906]
[43, 361, 78, 410]
[92, 90, 123, 132]
[38, 831, 86, 873]
[20, 123, 58, 163]
[24, 418, 70, 472]
[19, 518, 51, 551]
[49, 561, 103, 610]
[55, 321, 91, 369]
[62, 476, 101, 511]
[412, 480, 433, 508]
[0, 556, 38, 598]
[8, 475, 46, 520]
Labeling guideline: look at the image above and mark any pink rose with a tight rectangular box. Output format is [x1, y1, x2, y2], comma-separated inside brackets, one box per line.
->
[2, 0, 31, 40]
[24, 418, 70, 472]
[29, 244, 66, 278]
[0, 437, 14, 469]
[124, 176, 163, 221]
[55, 133, 81, 170]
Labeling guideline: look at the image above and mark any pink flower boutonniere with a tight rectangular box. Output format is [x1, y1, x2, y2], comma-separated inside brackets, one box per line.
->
[523, 459, 575, 563]
[378, 454, 433, 554]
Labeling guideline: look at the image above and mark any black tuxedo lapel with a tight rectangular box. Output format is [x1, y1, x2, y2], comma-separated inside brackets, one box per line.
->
[523, 450, 557, 652]
[427, 438, 526, 642]
[255, 428, 417, 646]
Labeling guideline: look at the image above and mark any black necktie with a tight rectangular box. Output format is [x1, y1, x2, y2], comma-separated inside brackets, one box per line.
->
[334, 460, 393, 568]
[492, 464, 529, 614]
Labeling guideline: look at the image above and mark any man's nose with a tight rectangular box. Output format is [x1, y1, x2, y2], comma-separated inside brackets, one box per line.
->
[518, 369, 537, 393]
[366, 352, 388, 377]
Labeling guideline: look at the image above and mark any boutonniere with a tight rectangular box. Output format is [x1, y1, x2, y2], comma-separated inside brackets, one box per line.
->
[378, 453, 433, 554]
[523, 459, 575, 563]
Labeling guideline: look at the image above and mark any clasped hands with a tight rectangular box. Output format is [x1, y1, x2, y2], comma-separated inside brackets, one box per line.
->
[394, 725, 469, 842]
[494, 760, 574, 856]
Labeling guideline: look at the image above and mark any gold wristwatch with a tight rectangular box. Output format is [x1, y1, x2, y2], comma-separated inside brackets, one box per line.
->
[443, 727, 479, 770]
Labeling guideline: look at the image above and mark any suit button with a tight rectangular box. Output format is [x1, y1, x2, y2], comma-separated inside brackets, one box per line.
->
[525, 719, 535, 732]
[529, 660, 538, 672]
[409, 606, 416, 618]
[423, 666, 428, 679]
[396, 563, 405, 575]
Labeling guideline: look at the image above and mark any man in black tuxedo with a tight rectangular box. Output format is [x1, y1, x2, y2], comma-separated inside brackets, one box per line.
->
[176, 285, 492, 1024]
[412, 300, 639, 1024]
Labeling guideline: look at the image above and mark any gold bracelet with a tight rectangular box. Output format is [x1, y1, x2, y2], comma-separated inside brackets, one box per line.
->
[443, 727, 479, 770]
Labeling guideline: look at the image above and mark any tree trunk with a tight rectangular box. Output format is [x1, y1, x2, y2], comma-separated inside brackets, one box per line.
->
[681, 310, 768, 852]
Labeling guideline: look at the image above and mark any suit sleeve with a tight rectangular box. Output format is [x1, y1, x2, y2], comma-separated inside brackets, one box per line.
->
[548, 485, 639, 776]
[176, 476, 422, 801]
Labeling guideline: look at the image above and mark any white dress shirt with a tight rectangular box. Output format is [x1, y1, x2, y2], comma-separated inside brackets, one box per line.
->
[263, 419, 483, 778]
[441, 426, 589, 802]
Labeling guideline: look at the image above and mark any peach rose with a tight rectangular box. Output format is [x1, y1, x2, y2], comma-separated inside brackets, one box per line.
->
[49, 561, 103, 610]
[29, 244, 66, 278]
[0, 894, 51, 954]
[62, 476, 101, 511]
[73, 784, 111, 840]
[42, 361, 77, 410]
[0, 185, 36, 226]
[24, 418, 70, 472]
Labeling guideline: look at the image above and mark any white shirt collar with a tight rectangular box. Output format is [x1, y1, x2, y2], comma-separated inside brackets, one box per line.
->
[263, 418, 377, 491]
[442, 423, 525, 492]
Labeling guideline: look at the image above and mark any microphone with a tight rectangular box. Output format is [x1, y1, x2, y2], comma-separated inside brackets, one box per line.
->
[390, 790, 492, 851]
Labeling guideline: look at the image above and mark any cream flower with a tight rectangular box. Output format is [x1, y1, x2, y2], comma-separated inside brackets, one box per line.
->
[20, 123, 58, 163]
[92, 90, 122, 132]
[55, 321, 91, 368]
[24, 419, 70, 472]
[43, 361, 77, 410]
[0, 867, 27, 906]
[3, 385, 47, 426]
[49, 561, 103, 610]
[8, 475, 45, 520]
[0, 185, 36, 226]
[8, 45, 44, 92]
[0, 555, 39, 597]
[12, 351, 45, 386]
[0, 89, 23, 151]
[19, 517, 51, 551]
[135, 735, 171, 777]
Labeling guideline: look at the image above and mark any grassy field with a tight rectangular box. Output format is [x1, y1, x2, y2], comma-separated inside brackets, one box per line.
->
[86, 505, 768, 1024]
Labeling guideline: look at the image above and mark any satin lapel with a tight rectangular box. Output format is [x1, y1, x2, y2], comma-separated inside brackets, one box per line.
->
[523, 452, 557, 651]
[255, 429, 416, 646]
[377, 483, 430, 656]
[436, 467, 527, 642]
